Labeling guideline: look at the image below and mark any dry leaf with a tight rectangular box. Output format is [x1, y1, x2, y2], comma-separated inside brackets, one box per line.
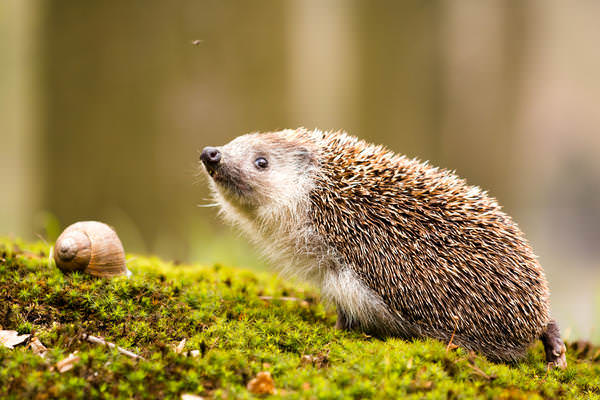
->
[300, 351, 329, 368]
[247, 371, 276, 395]
[181, 394, 204, 400]
[175, 338, 187, 354]
[56, 352, 80, 373]
[189, 350, 200, 358]
[0, 330, 30, 349]
[408, 380, 434, 393]
[29, 337, 48, 358]
[300, 355, 315, 365]
[301, 382, 311, 391]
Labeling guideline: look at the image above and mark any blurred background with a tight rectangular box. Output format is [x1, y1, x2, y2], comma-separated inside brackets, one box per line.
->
[1, 1, 599, 341]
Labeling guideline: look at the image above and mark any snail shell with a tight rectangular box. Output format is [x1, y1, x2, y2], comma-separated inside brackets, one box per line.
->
[53, 221, 129, 278]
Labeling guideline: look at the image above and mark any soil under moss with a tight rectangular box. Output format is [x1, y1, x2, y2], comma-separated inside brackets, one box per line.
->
[0, 238, 599, 399]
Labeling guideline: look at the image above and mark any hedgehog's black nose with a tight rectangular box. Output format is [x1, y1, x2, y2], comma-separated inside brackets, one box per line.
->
[201, 147, 221, 168]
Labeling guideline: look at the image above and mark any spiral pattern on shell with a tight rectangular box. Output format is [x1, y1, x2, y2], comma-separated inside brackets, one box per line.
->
[53, 221, 128, 278]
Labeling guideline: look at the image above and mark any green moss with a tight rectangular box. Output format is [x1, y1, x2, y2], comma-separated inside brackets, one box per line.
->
[0, 238, 599, 399]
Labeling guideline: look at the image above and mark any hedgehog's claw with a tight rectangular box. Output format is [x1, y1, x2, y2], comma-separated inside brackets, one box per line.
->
[541, 320, 567, 370]
[547, 344, 567, 370]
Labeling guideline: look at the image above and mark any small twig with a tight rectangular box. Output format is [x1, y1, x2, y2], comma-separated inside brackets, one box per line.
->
[82, 334, 145, 360]
[34, 233, 49, 245]
[466, 362, 494, 380]
[446, 316, 459, 352]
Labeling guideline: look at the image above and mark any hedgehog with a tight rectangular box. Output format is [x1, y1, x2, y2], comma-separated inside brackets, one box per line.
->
[199, 128, 567, 368]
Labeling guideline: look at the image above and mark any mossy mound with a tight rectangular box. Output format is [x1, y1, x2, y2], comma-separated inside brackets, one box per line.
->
[0, 239, 599, 399]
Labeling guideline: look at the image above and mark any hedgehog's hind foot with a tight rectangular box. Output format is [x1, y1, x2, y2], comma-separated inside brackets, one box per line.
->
[541, 320, 567, 370]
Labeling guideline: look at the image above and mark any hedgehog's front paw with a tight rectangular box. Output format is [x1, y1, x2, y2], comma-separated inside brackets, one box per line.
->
[336, 308, 355, 331]
[335, 310, 348, 330]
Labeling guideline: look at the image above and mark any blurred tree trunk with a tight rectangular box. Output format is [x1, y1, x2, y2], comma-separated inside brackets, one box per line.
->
[355, 1, 442, 163]
[439, 1, 527, 210]
[287, 0, 358, 132]
[0, 0, 41, 237]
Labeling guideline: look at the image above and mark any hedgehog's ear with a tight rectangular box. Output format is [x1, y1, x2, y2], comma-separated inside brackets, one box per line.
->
[295, 147, 317, 167]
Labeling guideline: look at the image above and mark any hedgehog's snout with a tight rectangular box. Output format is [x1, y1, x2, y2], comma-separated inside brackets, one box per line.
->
[201, 147, 222, 176]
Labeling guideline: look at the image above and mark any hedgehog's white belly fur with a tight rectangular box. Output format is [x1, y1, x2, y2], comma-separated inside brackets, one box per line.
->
[265, 240, 394, 333]
[321, 267, 393, 330]
[212, 177, 399, 333]
[254, 224, 395, 332]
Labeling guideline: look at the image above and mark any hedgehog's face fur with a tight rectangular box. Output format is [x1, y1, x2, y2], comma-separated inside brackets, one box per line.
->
[201, 130, 318, 226]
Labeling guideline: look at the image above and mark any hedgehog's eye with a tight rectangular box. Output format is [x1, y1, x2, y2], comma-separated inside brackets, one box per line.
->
[254, 157, 269, 170]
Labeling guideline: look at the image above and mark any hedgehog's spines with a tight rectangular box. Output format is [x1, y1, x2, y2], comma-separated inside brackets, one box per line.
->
[204, 128, 560, 364]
